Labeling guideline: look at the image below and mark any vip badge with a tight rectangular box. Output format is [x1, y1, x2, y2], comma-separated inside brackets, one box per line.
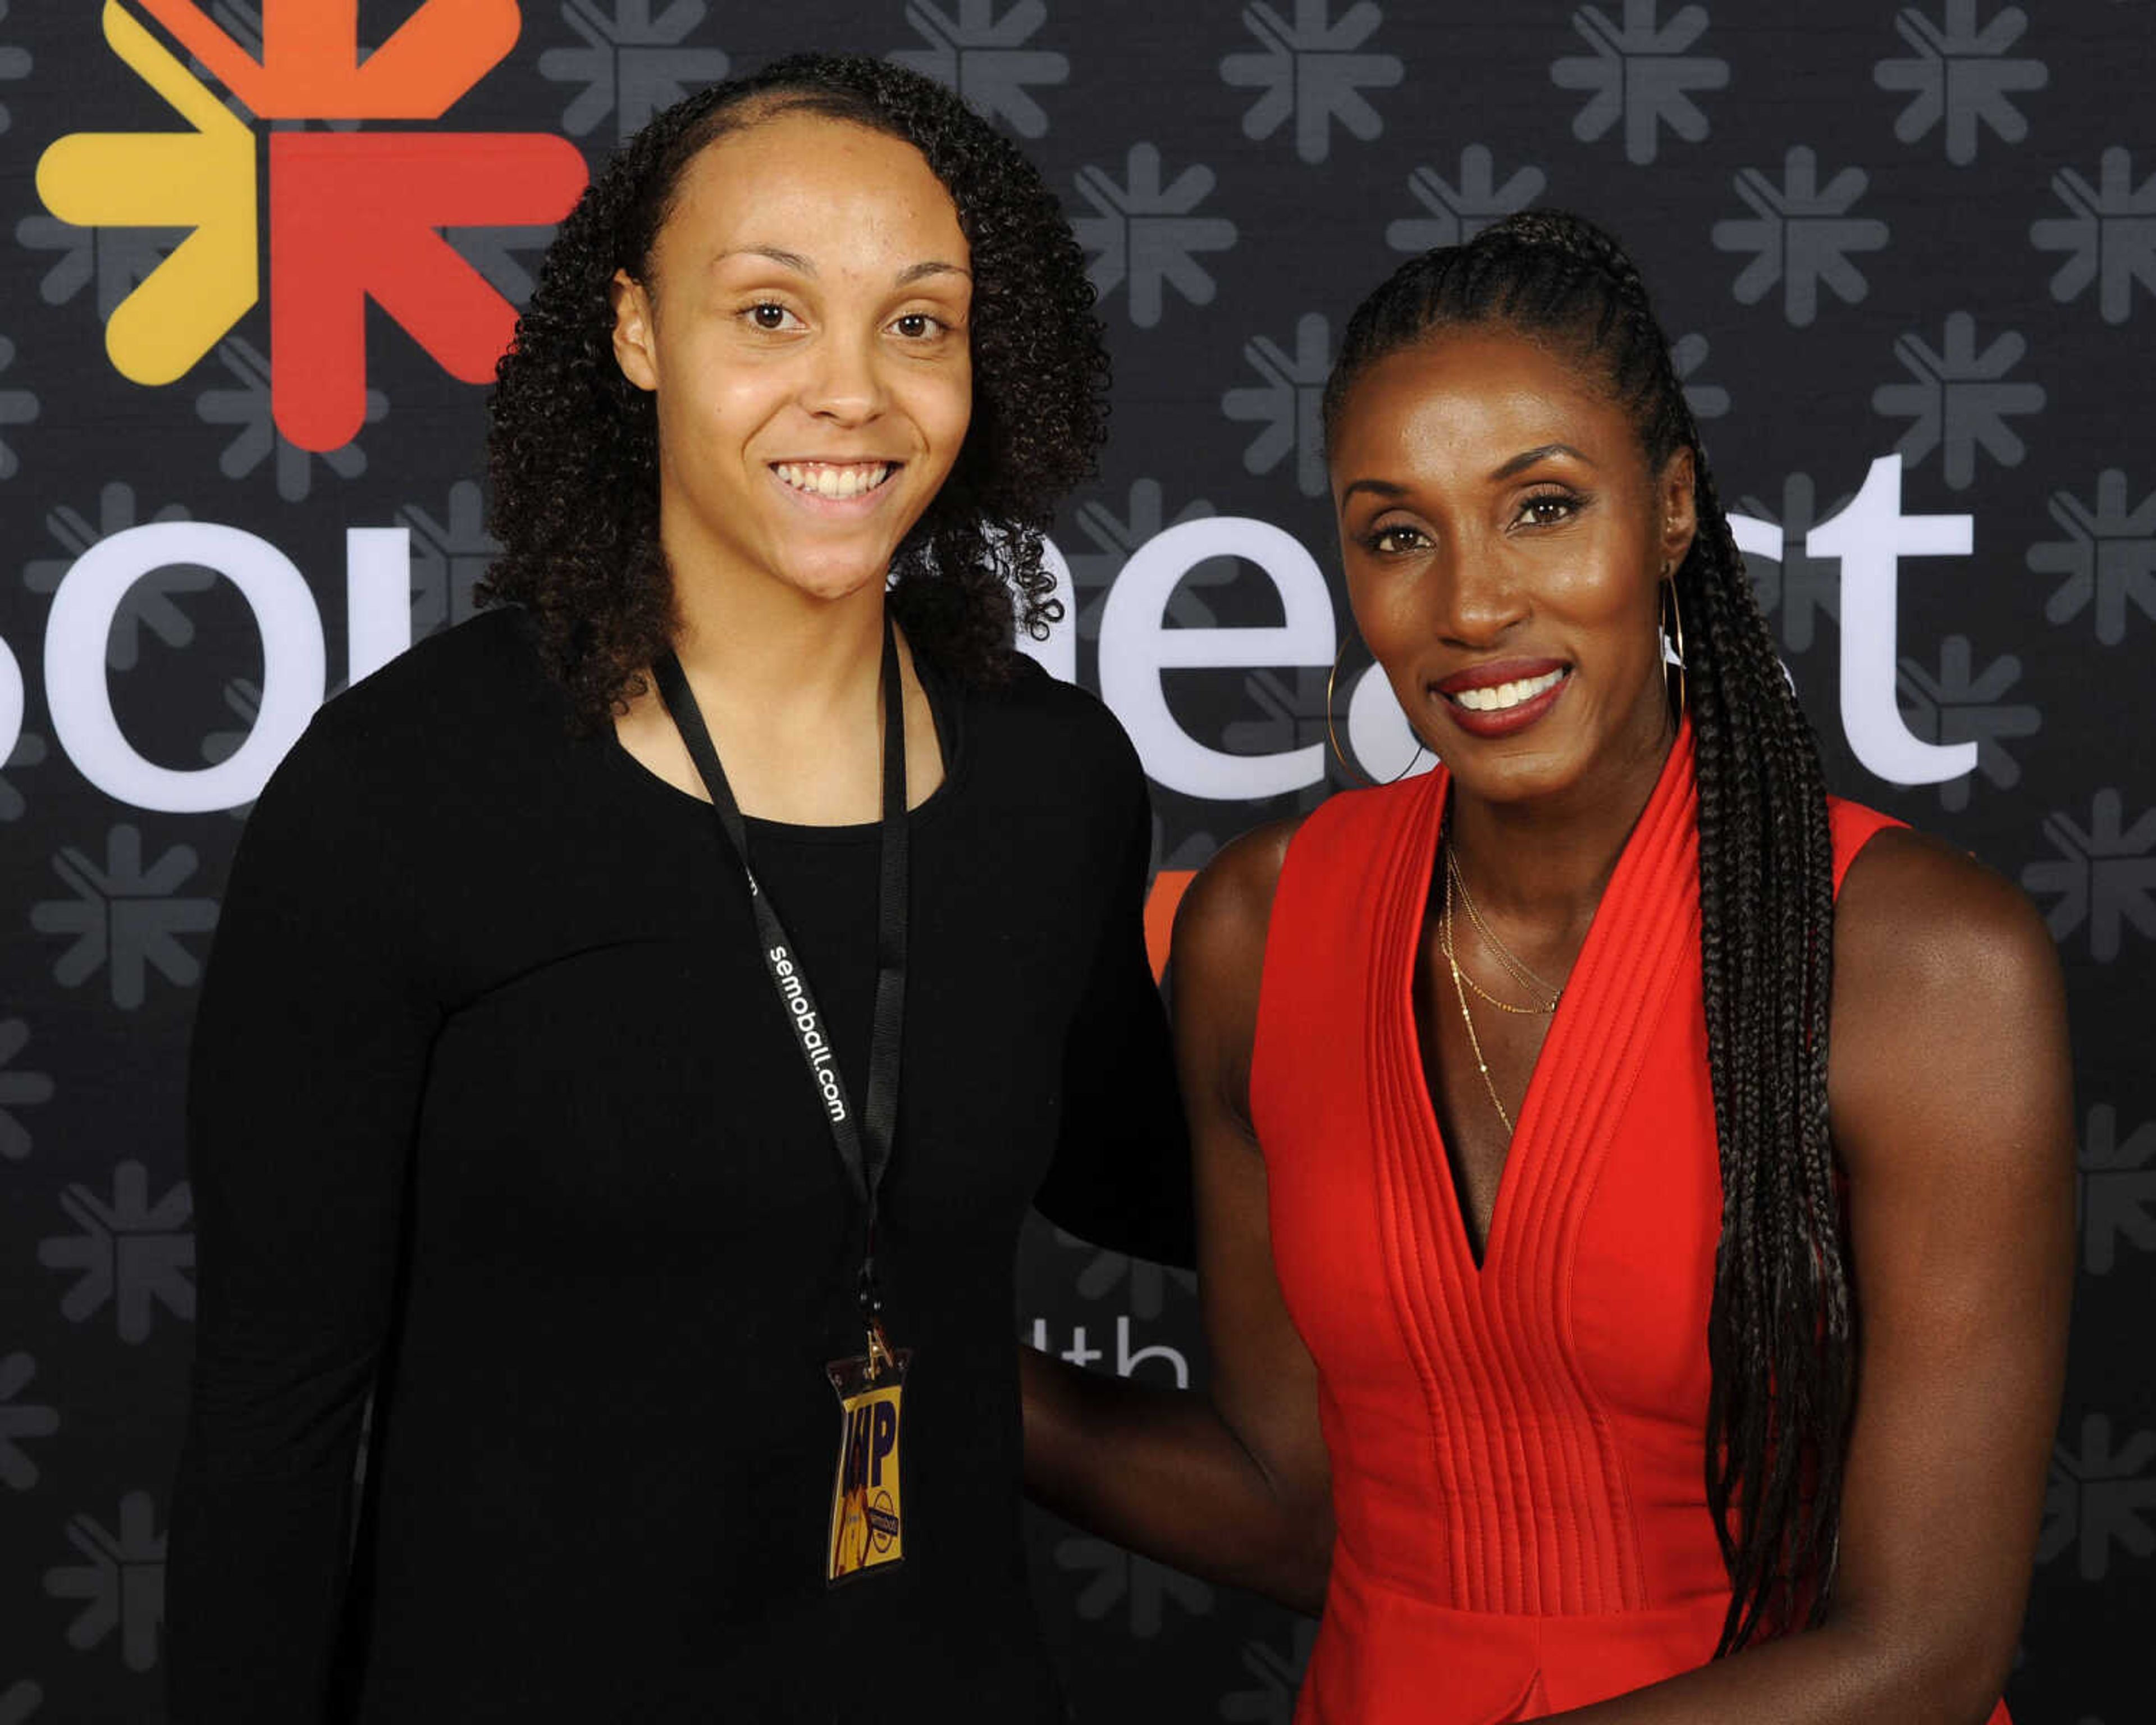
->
[825, 1350, 908, 1585]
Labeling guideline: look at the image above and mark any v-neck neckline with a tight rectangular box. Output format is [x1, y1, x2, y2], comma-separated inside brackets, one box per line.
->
[1395, 728, 1691, 1281]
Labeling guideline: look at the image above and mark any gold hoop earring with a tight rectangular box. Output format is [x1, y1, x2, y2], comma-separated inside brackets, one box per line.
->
[1327, 636, 1430, 787]
[1659, 565, 1687, 715]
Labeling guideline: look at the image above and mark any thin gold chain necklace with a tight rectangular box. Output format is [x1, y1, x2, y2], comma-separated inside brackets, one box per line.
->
[1442, 846, 1561, 1015]
[1440, 855, 1522, 1137]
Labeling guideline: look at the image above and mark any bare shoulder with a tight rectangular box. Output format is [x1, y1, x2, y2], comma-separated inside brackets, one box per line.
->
[1170, 815, 1305, 991]
[1833, 827, 2063, 1012]
[1168, 816, 1305, 1122]
[1829, 825, 2071, 1180]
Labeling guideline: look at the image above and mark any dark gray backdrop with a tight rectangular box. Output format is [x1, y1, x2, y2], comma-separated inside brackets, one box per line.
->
[1, 3, 2150, 1720]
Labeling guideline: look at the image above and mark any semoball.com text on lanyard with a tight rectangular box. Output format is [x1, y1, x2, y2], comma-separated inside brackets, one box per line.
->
[652, 622, 912, 1588]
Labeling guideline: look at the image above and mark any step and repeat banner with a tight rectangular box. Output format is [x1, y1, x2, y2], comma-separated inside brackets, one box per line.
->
[2, 2, 2150, 1719]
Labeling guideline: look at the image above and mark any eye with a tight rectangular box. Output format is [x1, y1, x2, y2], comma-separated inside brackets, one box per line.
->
[889, 312, 947, 340]
[1516, 491, 1581, 527]
[743, 302, 798, 332]
[1360, 523, 1431, 555]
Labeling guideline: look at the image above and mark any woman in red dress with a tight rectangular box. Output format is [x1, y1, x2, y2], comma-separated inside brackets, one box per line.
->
[1024, 212, 2072, 1722]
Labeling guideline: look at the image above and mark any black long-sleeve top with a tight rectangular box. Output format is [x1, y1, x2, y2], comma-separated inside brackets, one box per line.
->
[167, 608, 1191, 1724]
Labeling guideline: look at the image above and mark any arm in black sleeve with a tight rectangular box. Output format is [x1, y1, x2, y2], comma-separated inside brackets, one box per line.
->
[1031, 749, 1195, 1270]
[167, 709, 441, 1723]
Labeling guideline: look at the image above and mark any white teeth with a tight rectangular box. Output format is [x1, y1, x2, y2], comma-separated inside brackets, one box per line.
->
[775, 462, 892, 499]
[1453, 668, 1566, 713]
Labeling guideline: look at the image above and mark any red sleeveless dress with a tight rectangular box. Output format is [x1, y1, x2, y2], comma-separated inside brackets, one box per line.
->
[1250, 729, 2009, 1724]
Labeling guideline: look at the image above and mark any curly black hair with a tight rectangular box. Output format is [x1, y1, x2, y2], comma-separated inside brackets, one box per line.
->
[1326, 211, 1849, 1655]
[482, 53, 1108, 724]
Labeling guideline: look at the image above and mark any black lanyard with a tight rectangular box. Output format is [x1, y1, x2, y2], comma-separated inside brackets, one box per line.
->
[651, 622, 908, 1334]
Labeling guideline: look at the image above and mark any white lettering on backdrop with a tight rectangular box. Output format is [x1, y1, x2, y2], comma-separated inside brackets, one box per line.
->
[7, 455, 1977, 809]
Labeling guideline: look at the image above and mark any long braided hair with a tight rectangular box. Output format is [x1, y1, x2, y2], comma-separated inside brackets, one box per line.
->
[1322, 211, 1850, 1654]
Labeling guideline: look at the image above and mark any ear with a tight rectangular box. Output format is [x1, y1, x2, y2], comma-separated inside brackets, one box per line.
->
[1656, 444, 1698, 575]
[610, 269, 659, 393]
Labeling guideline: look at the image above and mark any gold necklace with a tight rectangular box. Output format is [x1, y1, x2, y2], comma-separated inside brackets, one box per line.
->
[1440, 858, 1519, 1137]
[1442, 847, 1560, 1015]
[1435, 889, 1552, 1017]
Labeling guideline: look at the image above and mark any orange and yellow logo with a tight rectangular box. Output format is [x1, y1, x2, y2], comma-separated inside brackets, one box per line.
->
[35, 1, 588, 451]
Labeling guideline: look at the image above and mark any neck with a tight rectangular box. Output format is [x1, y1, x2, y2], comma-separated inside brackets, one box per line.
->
[668, 559, 890, 727]
[1446, 706, 1678, 931]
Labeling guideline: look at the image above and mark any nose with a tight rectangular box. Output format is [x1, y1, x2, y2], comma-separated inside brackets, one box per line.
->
[1433, 530, 1528, 647]
[800, 325, 887, 427]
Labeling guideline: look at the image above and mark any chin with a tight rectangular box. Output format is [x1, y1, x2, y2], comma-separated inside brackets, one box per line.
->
[1461, 757, 1582, 806]
[779, 554, 899, 608]
[1434, 731, 1588, 806]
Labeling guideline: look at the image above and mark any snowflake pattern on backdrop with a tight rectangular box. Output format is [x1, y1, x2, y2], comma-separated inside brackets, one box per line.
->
[1219, 1617, 1319, 1724]
[2078, 1106, 2156, 1277]
[1384, 147, 1546, 253]
[444, 225, 558, 310]
[538, 0, 729, 142]
[42, 1491, 166, 1672]
[0, 335, 37, 479]
[1669, 332, 1730, 421]
[2030, 470, 2156, 645]
[1733, 474, 1851, 653]
[28, 826, 220, 1010]
[15, 213, 180, 327]
[0, 1017, 53, 1162]
[0, 731, 45, 824]
[1223, 665, 1337, 806]
[1871, 311, 2044, 491]
[1063, 478, 1219, 639]
[1219, 1, 1403, 166]
[0, 1354, 58, 1500]
[197, 337, 386, 504]
[1053, 1536, 1216, 1636]
[0, 0, 29, 136]
[1712, 147, 1890, 326]
[2030, 149, 2156, 326]
[2020, 791, 2156, 963]
[402, 480, 503, 638]
[1874, 1, 2047, 167]
[1893, 636, 2039, 811]
[2039, 1414, 2156, 1582]
[0, 1354, 58, 1492]
[889, 0, 1068, 140]
[23, 485, 194, 671]
[1549, 1, 1728, 166]
[38, 1161, 194, 1344]
[1071, 145, 1239, 330]
[1222, 313, 1333, 498]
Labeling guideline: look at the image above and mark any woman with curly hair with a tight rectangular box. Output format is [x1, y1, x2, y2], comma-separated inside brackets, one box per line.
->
[169, 54, 1186, 1723]
[1025, 212, 2070, 1722]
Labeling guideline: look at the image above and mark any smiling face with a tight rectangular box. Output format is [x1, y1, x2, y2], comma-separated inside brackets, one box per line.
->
[610, 108, 974, 610]
[1329, 326, 1696, 807]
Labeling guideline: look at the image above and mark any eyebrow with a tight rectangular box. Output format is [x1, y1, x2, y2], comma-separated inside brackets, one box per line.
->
[716, 245, 815, 274]
[1338, 441, 1597, 508]
[1337, 477, 1408, 507]
[712, 247, 971, 286]
[896, 259, 971, 285]
[1490, 441, 1592, 480]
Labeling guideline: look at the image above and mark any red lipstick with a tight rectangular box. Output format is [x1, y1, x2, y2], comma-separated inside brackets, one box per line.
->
[1433, 658, 1572, 740]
